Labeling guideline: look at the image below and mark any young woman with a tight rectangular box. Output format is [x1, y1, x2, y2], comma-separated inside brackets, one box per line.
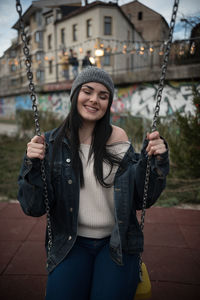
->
[18, 67, 169, 300]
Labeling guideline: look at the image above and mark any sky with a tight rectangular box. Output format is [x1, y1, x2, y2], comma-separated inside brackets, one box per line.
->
[0, 0, 200, 57]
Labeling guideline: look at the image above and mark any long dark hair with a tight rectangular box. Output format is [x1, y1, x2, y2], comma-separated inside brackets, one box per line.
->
[51, 85, 123, 188]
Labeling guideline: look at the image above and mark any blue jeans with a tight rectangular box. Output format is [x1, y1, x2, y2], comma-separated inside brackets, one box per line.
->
[46, 236, 140, 300]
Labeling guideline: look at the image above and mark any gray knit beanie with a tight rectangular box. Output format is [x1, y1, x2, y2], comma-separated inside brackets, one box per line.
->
[70, 66, 114, 101]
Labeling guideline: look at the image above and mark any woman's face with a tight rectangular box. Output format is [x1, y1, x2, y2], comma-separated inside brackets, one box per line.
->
[77, 82, 110, 124]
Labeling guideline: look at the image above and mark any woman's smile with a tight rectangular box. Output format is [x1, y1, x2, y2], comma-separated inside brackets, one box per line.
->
[77, 82, 110, 123]
[84, 105, 99, 113]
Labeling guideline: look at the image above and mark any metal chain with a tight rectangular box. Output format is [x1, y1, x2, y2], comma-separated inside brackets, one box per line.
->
[16, 0, 53, 254]
[139, 0, 179, 280]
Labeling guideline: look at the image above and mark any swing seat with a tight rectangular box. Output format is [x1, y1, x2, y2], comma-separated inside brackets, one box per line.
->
[134, 263, 152, 300]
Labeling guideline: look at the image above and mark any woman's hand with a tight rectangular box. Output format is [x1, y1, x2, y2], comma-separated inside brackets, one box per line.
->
[146, 131, 167, 156]
[27, 135, 45, 160]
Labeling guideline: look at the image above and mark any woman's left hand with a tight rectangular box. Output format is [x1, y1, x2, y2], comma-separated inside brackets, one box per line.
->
[146, 131, 167, 156]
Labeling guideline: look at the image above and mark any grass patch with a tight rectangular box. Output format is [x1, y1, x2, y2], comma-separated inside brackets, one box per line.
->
[0, 135, 27, 199]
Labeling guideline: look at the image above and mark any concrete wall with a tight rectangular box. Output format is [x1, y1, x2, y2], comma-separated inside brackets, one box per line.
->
[0, 81, 199, 121]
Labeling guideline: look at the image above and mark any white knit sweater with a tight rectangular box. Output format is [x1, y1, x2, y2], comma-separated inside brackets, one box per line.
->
[77, 142, 130, 239]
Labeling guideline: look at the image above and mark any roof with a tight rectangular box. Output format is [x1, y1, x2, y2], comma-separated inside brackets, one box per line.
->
[12, 0, 82, 30]
[12, 5, 41, 30]
[55, 1, 135, 31]
[121, 0, 169, 29]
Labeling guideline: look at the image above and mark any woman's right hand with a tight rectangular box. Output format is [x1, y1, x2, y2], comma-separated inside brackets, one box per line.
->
[27, 135, 45, 160]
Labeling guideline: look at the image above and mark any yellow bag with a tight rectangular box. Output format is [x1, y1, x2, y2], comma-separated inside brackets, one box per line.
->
[134, 263, 152, 300]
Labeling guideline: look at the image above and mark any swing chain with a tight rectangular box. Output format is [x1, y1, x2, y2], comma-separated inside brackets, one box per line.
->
[151, 0, 179, 132]
[139, 0, 179, 281]
[16, 0, 53, 254]
[140, 0, 179, 231]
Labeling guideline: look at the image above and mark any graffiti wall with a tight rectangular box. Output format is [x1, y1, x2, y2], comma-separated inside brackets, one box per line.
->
[0, 97, 15, 119]
[0, 81, 199, 120]
[112, 81, 200, 119]
[38, 93, 71, 118]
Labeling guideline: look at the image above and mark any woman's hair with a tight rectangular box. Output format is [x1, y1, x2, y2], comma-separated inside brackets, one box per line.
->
[51, 85, 123, 188]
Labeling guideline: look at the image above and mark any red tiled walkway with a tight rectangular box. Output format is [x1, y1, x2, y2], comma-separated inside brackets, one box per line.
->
[0, 202, 200, 300]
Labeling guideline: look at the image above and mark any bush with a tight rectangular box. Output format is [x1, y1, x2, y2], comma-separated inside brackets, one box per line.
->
[16, 110, 63, 136]
[156, 86, 200, 204]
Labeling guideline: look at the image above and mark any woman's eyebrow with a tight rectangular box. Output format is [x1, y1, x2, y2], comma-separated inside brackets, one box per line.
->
[82, 85, 109, 94]
[82, 84, 94, 90]
[99, 91, 109, 95]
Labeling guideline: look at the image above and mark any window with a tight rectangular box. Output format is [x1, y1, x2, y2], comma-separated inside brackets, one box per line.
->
[36, 70, 44, 81]
[104, 50, 111, 66]
[48, 34, 52, 49]
[57, 10, 62, 20]
[10, 64, 17, 72]
[46, 15, 53, 25]
[61, 28, 65, 45]
[19, 77, 23, 84]
[11, 79, 18, 86]
[10, 50, 16, 58]
[35, 11, 42, 26]
[49, 60, 53, 74]
[86, 19, 92, 37]
[35, 31, 42, 43]
[104, 17, 112, 35]
[72, 24, 77, 41]
[138, 11, 143, 20]
[36, 52, 43, 61]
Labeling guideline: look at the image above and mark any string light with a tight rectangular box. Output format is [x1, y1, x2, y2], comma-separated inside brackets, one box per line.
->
[190, 42, 195, 55]
[106, 45, 111, 53]
[149, 43, 154, 53]
[3, 37, 199, 75]
[122, 44, 127, 54]
[159, 43, 164, 55]
[178, 44, 184, 56]
[112, 46, 118, 53]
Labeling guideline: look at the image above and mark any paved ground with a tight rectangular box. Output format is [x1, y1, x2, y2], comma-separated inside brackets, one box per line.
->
[0, 202, 200, 300]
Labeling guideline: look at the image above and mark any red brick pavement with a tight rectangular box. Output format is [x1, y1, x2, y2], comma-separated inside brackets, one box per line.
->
[0, 202, 200, 300]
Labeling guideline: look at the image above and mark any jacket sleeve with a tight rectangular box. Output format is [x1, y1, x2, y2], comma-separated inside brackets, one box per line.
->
[133, 138, 169, 210]
[17, 153, 54, 217]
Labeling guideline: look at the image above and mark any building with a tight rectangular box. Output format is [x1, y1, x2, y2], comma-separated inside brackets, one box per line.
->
[121, 0, 169, 42]
[43, 1, 146, 87]
[0, 1, 146, 95]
